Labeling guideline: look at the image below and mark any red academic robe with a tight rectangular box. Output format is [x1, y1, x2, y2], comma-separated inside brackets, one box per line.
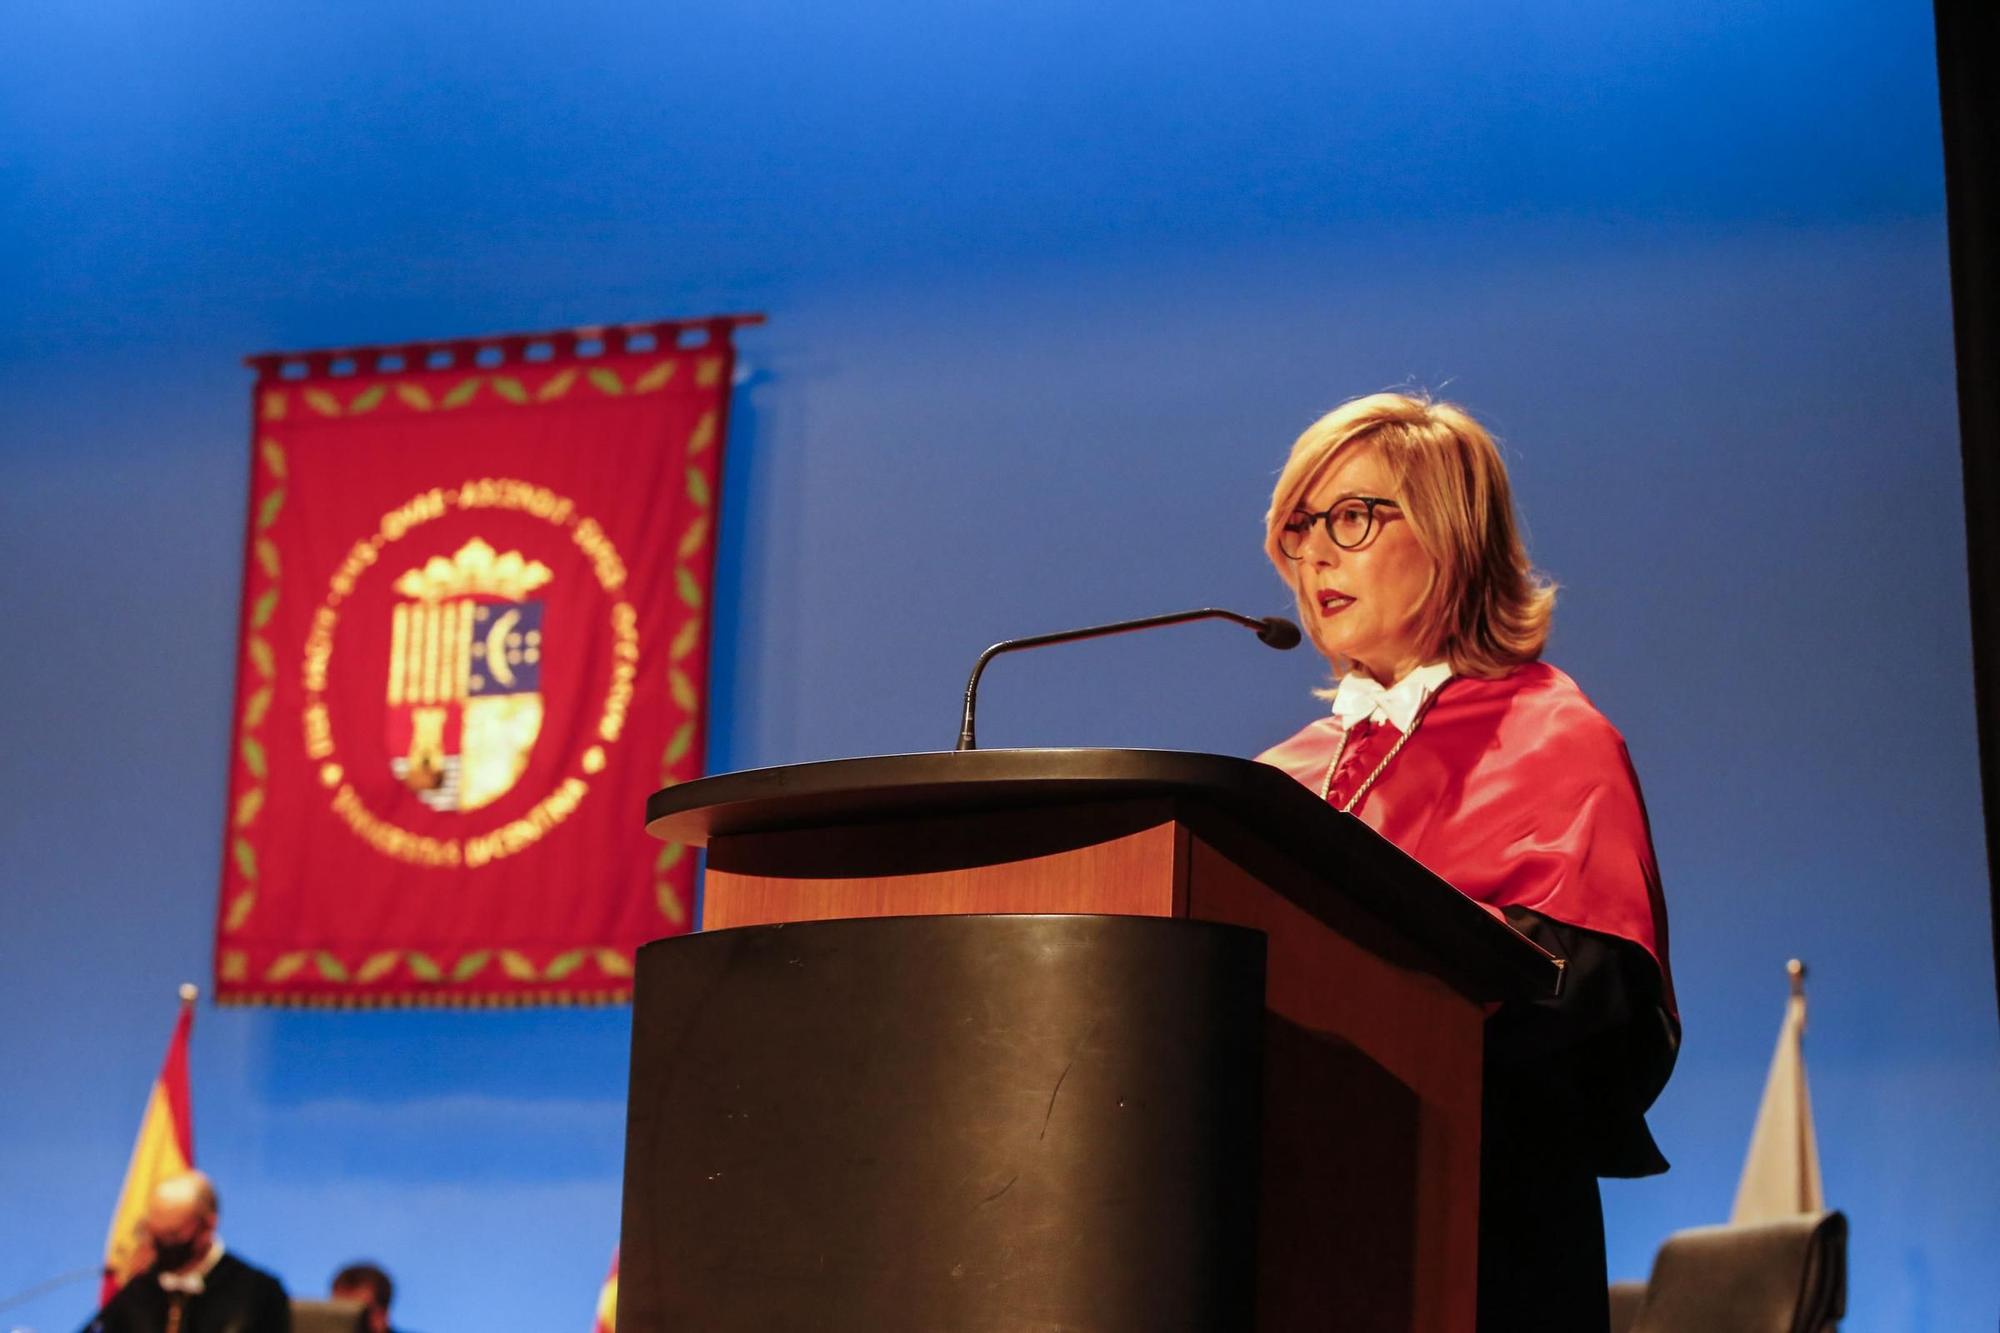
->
[1258, 659, 1673, 1004]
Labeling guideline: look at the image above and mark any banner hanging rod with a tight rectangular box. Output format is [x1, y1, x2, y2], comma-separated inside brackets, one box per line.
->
[245, 312, 766, 382]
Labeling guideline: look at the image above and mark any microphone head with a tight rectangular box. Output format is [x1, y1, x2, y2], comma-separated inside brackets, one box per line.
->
[1257, 616, 1302, 649]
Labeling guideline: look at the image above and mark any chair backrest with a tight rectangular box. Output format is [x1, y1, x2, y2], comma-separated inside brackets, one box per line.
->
[1629, 1211, 1847, 1333]
[1608, 1278, 1647, 1333]
[290, 1298, 372, 1333]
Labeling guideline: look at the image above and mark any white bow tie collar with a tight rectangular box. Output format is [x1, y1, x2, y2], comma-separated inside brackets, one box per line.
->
[1329, 662, 1453, 734]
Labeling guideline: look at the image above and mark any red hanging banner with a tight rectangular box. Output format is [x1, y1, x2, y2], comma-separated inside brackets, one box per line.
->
[214, 317, 758, 1006]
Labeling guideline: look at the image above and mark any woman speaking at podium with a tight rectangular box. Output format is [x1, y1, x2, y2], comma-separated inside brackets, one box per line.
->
[1257, 393, 1677, 1332]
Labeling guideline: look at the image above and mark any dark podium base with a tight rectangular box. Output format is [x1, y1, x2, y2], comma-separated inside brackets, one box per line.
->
[618, 914, 1266, 1332]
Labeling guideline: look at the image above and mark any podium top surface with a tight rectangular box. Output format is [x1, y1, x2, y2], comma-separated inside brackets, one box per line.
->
[647, 748, 1561, 1001]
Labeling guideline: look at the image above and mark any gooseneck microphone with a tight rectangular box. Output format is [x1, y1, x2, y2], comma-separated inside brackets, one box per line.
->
[954, 607, 1302, 751]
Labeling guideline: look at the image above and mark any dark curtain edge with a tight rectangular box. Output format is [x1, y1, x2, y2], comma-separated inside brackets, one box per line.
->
[1933, 0, 2000, 1021]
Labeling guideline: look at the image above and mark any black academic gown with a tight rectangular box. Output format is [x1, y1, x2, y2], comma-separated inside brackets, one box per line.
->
[89, 1254, 291, 1333]
[1478, 911, 1679, 1333]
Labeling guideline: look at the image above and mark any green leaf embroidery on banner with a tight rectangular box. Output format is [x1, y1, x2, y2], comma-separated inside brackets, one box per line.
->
[668, 668, 696, 713]
[451, 950, 492, 982]
[303, 388, 342, 417]
[655, 841, 685, 872]
[396, 383, 435, 411]
[669, 619, 700, 661]
[314, 951, 351, 982]
[490, 376, 529, 404]
[442, 378, 481, 409]
[232, 837, 257, 880]
[254, 538, 281, 578]
[348, 384, 387, 414]
[233, 788, 264, 829]
[544, 949, 587, 980]
[674, 568, 703, 610]
[688, 412, 717, 454]
[664, 721, 694, 767]
[685, 467, 711, 508]
[268, 952, 308, 981]
[499, 950, 538, 981]
[241, 736, 268, 779]
[596, 948, 634, 978]
[407, 952, 444, 982]
[256, 488, 286, 531]
[243, 687, 272, 730]
[224, 892, 256, 932]
[697, 357, 724, 388]
[248, 638, 275, 679]
[260, 439, 287, 478]
[634, 361, 676, 394]
[250, 588, 278, 629]
[261, 392, 287, 422]
[586, 367, 625, 396]
[656, 883, 687, 924]
[536, 368, 577, 402]
[676, 516, 709, 561]
[356, 951, 401, 983]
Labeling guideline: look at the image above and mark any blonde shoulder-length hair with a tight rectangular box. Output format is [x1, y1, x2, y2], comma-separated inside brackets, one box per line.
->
[1263, 391, 1555, 679]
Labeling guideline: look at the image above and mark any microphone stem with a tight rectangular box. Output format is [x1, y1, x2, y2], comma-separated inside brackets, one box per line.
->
[955, 607, 1270, 751]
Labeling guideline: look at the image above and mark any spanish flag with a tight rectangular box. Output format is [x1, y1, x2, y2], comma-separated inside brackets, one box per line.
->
[591, 1248, 618, 1333]
[99, 984, 197, 1303]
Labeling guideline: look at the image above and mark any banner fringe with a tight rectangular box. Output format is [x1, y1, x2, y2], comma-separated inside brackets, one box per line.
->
[245, 314, 764, 383]
[214, 988, 635, 1010]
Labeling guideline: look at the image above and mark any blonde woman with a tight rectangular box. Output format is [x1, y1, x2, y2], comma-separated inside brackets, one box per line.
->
[1259, 393, 1676, 1331]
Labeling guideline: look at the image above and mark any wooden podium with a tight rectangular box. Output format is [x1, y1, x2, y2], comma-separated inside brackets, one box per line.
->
[623, 749, 1559, 1332]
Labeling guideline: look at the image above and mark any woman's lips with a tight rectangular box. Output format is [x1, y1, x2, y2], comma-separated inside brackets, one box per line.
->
[1317, 590, 1354, 614]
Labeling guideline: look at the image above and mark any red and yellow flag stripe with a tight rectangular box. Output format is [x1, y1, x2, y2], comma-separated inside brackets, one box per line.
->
[592, 1248, 618, 1333]
[100, 985, 197, 1303]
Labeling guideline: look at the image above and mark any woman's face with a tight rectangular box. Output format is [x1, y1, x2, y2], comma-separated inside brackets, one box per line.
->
[1282, 442, 1437, 683]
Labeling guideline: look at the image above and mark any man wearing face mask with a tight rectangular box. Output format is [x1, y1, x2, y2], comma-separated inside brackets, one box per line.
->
[88, 1170, 290, 1333]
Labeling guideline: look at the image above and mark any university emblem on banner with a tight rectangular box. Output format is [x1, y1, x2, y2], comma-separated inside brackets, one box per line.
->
[385, 539, 550, 812]
[298, 477, 642, 874]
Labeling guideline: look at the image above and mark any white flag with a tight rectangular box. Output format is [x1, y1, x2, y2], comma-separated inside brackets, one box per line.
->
[1729, 960, 1825, 1222]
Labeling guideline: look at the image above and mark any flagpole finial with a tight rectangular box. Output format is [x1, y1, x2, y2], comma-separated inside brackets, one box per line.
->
[1786, 958, 1806, 998]
[178, 982, 199, 1004]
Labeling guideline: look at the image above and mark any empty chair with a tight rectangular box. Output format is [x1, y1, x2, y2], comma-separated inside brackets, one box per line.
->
[1610, 1211, 1847, 1333]
[290, 1299, 371, 1333]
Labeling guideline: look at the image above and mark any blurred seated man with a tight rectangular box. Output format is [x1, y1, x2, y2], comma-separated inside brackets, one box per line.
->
[90, 1170, 289, 1333]
[328, 1263, 406, 1333]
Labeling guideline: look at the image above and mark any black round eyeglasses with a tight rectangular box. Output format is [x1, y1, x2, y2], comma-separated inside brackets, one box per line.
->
[1278, 496, 1401, 559]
